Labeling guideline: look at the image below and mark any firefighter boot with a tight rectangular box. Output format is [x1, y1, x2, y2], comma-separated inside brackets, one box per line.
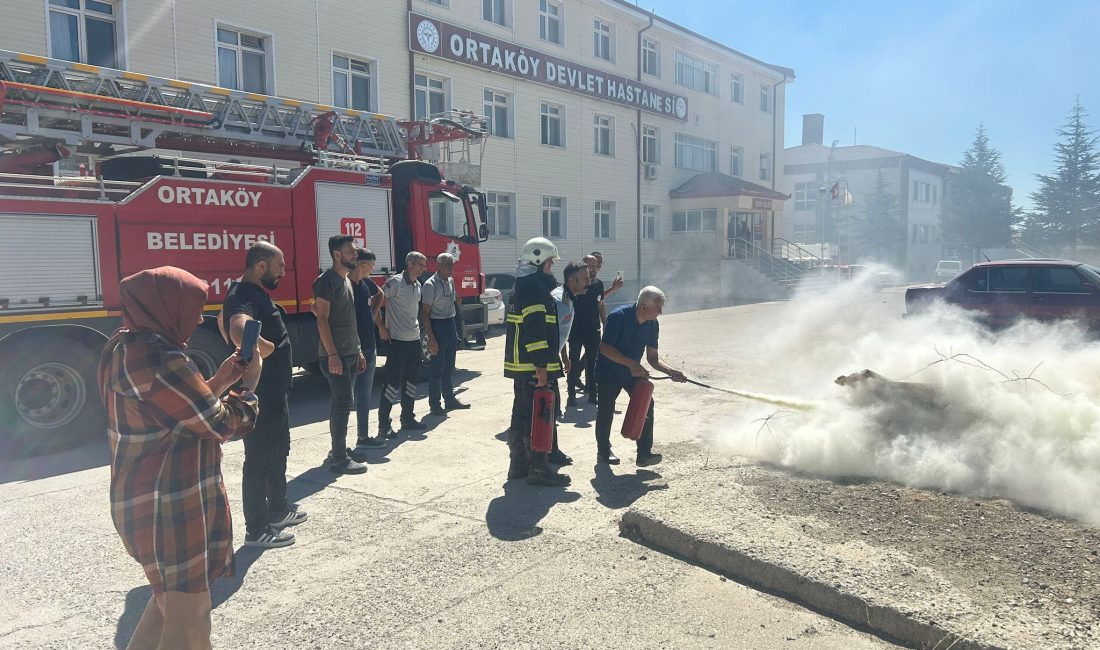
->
[527, 452, 571, 487]
[506, 430, 529, 480]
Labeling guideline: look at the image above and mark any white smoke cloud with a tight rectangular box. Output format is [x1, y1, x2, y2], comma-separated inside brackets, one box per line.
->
[715, 266, 1100, 526]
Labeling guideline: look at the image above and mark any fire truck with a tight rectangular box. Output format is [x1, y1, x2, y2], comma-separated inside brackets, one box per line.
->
[0, 50, 492, 456]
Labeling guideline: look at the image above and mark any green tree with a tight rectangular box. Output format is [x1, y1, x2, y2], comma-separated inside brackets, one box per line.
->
[1027, 98, 1100, 255]
[943, 124, 1015, 249]
[855, 169, 900, 263]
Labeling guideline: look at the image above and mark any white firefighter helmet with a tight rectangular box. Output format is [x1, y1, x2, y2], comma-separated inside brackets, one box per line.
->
[519, 237, 560, 265]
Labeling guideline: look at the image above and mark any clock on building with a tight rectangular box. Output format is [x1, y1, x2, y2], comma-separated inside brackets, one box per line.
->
[675, 97, 687, 120]
[416, 20, 440, 53]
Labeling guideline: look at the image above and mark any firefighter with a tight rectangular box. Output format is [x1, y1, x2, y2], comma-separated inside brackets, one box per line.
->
[505, 237, 570, 487]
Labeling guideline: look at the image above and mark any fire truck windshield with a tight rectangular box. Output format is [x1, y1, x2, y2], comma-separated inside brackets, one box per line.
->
[428, 190, 468, 239]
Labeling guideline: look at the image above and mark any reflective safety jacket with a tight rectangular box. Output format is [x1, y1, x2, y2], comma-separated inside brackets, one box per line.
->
[504, 269, 562, 379]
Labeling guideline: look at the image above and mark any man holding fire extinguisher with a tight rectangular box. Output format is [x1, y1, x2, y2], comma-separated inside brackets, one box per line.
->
[503, 237, 570, 487]
[594, 287, 687, 466]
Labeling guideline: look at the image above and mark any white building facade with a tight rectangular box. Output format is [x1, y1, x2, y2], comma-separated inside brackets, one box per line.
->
[4, 0, 792, 290]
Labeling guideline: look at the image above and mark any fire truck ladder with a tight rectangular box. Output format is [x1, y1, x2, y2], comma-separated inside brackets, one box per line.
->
[0, 50, 407, 160]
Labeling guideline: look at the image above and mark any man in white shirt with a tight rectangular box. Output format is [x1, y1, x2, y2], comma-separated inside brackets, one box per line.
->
[421, 253, 469, 416]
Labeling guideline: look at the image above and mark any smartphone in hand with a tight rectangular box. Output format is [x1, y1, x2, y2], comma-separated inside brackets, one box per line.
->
[238, 319, 262, 364]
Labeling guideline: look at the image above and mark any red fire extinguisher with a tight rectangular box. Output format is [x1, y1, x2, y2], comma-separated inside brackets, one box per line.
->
[621, 378, 654, 440]
[530, 385, 556, 452]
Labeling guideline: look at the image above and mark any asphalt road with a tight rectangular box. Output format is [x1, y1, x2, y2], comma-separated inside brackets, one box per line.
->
[0, 295, 903, 649]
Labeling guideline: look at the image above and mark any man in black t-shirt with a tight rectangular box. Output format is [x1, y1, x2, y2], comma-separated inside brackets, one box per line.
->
[220, 241, 303, 549]
[348, 248, 387, 459]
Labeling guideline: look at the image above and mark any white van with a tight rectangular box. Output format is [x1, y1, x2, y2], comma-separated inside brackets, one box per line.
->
[934, 260, 963, 282]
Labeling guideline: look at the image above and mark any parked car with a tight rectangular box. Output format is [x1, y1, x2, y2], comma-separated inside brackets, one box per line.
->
[486, 272, 517, 308]
[481, 287, 505, 327]
[905, 259, 1100, 329]
[934, 260, 963, 282]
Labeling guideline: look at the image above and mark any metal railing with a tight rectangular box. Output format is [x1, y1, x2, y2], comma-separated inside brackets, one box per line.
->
[0, 171, 140, 199]
[727, 237, 806, 288]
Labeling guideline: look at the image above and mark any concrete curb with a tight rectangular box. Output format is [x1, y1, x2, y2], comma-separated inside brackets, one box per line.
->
[620, 509, 1006, 650]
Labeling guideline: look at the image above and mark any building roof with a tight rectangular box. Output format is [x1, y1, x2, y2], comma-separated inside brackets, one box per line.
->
[669, 172, 789, 200]
[607, 0, 796, 79]
[784, 143, 906, 166]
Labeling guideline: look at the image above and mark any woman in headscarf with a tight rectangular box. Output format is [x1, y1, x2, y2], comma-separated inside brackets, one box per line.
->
[99, 266, 259, 650]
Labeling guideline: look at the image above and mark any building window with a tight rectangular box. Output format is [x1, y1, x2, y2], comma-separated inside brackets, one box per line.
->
[674, 133, 717, 172]
[414, 73, 448, 120]
[332, 54, 375, 111]
[48, 0, 120, 68]
[760, 82, 772, 113]
[675, 51, 717, 95]
[671, 208, 718, 233]
[642, 204, 659, 240]
[485, 192, 514, 237]
[483, 89, 512, 138]
[542, 196, 566, 238]
[593, 114, 614, 156]
[642, 125, 660, 164]
[541, 102, 564, 147]
[793, 181, 817, 211]
[483, 0, 509, 26]
[539, 0, 563, 45]
[923, 182, 931, 202]
[730, 145, 743, 177]
[642, 38, 660, 77]
[912, 180, 919, 202]
[759, 152, 772, 181]
[426, 0, 447, 5]
[730, 73, 744, 104]
[932, 185, 938, 204]
[217, 27, 269, 93]
[593, 19, 614, 61]
[594, 201, 614, 239]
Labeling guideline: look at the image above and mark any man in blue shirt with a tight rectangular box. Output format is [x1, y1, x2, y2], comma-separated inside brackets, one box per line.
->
[594, 286, 686, 466]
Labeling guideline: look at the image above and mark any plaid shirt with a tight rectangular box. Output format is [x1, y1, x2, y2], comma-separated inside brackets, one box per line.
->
[99, 331, 258, 594]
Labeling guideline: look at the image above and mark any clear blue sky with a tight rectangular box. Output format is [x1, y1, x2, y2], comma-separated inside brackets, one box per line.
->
[641, 0, 1100, 210]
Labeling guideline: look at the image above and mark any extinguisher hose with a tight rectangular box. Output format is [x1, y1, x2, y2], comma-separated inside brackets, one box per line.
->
[651, 376, 814, 411]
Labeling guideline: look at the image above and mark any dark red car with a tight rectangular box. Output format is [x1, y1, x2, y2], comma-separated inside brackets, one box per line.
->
[904, 259, 1100, 329]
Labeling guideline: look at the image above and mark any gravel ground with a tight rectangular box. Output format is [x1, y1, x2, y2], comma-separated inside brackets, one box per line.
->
[739, 467, 1100, 647]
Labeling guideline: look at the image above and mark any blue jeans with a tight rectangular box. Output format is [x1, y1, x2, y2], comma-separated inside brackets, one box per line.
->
[429, 317, 459, 407]
[353, 349, 377, 445]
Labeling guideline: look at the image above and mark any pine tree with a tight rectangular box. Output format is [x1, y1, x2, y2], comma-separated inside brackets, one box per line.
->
[1028, 98, 1100, 256]
[855, 169, 900, 263]
[943, 124, 1015, 250]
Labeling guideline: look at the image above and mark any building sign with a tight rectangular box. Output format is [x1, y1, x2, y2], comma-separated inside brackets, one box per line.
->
[409, 12, 688, 121]
[752, 198, 773, 210]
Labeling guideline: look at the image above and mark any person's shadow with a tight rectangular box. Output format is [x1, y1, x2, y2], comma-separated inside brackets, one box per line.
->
[590, 463, 667, 510]
[485, 479, 580, 541]
[113, 545, 267, 648]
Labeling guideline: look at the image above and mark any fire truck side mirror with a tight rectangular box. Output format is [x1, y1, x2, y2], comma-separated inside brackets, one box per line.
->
[478, 223, 489, 242]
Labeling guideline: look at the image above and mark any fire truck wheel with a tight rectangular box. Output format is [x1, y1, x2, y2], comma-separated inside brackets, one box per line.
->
[0, 342, 105, 457]
[186, 328, 231, 379]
